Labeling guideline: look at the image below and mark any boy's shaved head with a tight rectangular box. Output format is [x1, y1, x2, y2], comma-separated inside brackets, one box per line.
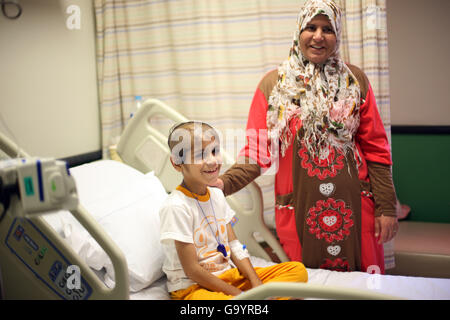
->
[168, 121, 220, 165]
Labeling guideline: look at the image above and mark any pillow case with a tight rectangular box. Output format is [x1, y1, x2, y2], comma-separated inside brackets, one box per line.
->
[44, 160, 168, 292]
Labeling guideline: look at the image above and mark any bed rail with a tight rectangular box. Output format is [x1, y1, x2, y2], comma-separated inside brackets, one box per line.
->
[0, 131, 30, 158]
[234, 282, 403, 300]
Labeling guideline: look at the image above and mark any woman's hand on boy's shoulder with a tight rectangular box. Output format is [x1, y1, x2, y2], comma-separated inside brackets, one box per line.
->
[208, 178, 224, 190]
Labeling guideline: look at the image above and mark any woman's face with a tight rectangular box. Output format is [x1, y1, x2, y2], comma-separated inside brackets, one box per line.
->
[299, 14, 337, 64]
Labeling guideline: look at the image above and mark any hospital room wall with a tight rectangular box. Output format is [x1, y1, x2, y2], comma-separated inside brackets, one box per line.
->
[387, 0, 450, 223]
[0, 0, 100, 160]
[387, 0, 450, 126]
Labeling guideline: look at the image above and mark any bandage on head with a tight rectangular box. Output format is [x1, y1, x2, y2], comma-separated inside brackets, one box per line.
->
[167, 121, 220, 165]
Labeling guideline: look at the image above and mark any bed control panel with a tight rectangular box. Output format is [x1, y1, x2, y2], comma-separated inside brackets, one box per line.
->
[5, 218, 92, 300]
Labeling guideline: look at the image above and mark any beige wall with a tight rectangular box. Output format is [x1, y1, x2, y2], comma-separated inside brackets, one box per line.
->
[0, 0, 100, 158]
[387, 0, 450, 126]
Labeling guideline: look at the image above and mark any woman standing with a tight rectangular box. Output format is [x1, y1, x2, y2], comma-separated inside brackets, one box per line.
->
[215, 0, 398, 273]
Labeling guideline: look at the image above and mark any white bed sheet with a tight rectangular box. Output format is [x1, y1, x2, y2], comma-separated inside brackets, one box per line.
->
[130, 276, 170, 300]
[130, 256, 450, 300]
[306, 268, 450, 300]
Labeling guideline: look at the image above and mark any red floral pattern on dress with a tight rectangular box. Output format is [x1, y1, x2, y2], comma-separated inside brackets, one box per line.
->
[320, 258, 350, 272]
[306, 198, 354, 243]
[298, 145, 345, 180]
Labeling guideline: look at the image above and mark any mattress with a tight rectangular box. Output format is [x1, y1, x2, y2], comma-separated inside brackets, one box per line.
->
[130, 256, 450, 300]
[306, 268, 450, 300]
[130, 276, 169, 300]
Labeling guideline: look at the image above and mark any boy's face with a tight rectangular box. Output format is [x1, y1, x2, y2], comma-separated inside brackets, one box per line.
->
[183, 135, 222, 187]
[170, 124, 222, 193]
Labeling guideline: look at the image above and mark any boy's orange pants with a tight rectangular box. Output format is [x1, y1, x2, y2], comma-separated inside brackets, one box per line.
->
[171, 261, 308, 300]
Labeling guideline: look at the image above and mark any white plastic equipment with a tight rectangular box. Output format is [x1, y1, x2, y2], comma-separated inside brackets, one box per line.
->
[0, 158, 78, 216]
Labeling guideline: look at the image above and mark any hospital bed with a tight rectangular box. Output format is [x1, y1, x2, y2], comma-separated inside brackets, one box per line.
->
[1, 101, 450, 300]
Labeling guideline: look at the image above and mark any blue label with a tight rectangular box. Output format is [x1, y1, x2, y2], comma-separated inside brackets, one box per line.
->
[49, 261, 63, 282]
[230, 216, 239, 227]
[23, 233, 39, 251]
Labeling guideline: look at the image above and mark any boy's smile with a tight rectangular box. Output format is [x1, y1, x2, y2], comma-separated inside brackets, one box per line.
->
[202, 166, 220, 177]
[181, 155, 222, 195]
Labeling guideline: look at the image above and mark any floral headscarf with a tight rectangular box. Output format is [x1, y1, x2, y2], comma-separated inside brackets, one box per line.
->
[267, 0, 361, 162]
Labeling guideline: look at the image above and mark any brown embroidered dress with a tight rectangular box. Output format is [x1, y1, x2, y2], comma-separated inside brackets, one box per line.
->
[220, 0, 396, 273]
[220, 65, 396, 272]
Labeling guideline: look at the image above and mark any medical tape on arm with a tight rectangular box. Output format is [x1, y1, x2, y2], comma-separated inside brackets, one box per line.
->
[229, 240, 250, 260]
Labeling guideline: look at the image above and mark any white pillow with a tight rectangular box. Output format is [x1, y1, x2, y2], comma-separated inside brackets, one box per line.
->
[45, 160, 168, 292]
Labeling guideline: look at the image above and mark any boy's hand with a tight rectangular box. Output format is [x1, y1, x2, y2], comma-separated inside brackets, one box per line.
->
[250, 277, 263, 289]
[208, 178, 224, 190]
[230, 287, 244, 296]
[175, 240, 242, 297]
[227, 224, 263, 289]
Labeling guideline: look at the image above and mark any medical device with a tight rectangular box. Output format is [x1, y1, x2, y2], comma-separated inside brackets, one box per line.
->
[0, 158, 78, 218]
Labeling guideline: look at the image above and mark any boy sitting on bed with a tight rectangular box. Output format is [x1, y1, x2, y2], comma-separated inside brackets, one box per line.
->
[159, 120, 307, 300]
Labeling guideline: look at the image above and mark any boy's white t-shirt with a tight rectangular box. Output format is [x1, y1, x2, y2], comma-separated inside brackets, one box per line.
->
[159, 186, 235, 292]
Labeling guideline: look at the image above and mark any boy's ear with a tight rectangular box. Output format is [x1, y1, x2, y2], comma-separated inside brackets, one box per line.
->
[170, 156, 183, 172]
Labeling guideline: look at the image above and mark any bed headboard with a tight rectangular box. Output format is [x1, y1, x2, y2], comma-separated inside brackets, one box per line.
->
[116, 99, 186, 192]
[116, 99, 289, 263]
